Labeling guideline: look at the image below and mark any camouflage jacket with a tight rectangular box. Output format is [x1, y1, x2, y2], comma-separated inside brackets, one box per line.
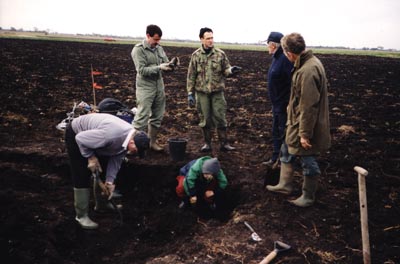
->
[187, 46, 232, 94]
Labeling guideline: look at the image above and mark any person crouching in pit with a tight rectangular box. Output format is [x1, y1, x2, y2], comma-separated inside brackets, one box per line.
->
[175, 156, 228, 211]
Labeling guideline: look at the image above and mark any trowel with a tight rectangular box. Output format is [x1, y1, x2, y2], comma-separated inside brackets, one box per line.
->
[244, 221, 262, 242]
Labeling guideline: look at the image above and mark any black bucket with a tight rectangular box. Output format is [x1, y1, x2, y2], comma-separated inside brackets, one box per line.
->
[168, 138, 188, 161]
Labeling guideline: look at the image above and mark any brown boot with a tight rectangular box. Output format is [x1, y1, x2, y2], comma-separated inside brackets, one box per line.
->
[217, 128, 236, 151]
[201, 127, 212, 152]
[148, 125, 163, 151]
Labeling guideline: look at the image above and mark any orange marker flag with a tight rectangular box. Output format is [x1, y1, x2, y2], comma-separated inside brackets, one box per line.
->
[93, 82, 103, 89]
[92, 71, 103, 76]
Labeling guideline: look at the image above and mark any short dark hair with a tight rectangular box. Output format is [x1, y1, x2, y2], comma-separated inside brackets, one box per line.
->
[199, 27, 213, 39]
[146, 24, 162, 37]
[281, 33, 306, 55]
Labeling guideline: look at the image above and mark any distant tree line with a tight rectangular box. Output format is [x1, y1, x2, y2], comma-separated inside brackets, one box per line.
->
[1, 27, 397, 51]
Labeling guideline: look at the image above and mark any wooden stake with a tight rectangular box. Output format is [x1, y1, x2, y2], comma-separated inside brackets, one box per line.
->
[354, 166, 370, 264]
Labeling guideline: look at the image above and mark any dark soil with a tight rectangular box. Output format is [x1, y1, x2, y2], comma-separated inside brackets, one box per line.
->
[0, 38, 399, 264]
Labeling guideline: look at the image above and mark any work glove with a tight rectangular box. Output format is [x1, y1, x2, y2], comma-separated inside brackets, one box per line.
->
[103, 182, 115, 200]
[230, 66, 242, 75]
[188, 94, 195, 107]
[160, 62, 173, 72]
[87, 156, 102, 173]
[190, 196, 197, 204]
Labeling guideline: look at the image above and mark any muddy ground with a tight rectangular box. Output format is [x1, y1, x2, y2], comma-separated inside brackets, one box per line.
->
[0, 38, 399, 264]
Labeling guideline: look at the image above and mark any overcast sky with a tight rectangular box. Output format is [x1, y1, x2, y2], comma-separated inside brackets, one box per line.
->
[1, 0, 399, 49]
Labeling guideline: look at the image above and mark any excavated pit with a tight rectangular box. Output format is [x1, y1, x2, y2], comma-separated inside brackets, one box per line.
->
[0, 149, 240, 263]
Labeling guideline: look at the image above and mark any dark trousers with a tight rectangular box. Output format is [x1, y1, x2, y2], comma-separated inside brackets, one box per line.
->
[65, 124, 92, 188]
[271, 111, 287, 161]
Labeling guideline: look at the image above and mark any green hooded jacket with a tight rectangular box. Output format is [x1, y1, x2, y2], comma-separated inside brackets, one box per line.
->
[184, 156, 228, 196]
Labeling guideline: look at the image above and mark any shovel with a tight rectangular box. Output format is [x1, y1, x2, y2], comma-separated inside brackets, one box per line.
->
[244, 221, 262, 242]
[259, 240, 291, 264]
[92, 171, 123, 227]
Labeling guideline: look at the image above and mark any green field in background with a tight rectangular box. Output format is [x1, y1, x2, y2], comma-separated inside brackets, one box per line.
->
[1, 30, 399, 58]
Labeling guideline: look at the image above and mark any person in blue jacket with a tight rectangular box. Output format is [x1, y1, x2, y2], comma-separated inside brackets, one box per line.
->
[263, 32, 293, 167]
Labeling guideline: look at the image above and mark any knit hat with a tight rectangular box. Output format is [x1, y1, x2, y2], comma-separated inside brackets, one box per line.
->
[133, 131, 150, 158]
[267, 32, 284, 43]
[202, 158, 221, 175]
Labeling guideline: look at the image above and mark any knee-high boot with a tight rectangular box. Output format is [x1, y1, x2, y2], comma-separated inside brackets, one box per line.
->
[289, 175, 318, 207]
[201, 127, 212, 152]
[74, 188, 98, 229]
[266, 162, 293, 194]
[148, 124, 163, 151]
[217, 127, 236, 151]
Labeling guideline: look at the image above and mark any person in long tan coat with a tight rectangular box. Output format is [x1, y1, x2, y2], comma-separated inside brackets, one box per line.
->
[266, 32, 331, 207]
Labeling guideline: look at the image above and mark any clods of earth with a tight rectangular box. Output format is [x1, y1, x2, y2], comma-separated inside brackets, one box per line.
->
[0, 38, 399, 263]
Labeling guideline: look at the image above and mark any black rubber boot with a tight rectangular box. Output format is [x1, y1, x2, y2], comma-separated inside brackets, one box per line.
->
[201, 127, 212, 152]
[217, 128, 236, 151]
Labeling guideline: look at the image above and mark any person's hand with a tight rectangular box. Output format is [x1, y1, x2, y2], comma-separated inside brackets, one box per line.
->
[230, 66, 242, 75]
[300, 137, 312, 150]
[160, 62, 173, 72]
[169, 57, 180, 68]
[190, 196, 197, 204]
[188, 94, 195, 107]
[103, 182, 115, 200]
[205, 190, 214, 198]
[87, 156, 102, 173]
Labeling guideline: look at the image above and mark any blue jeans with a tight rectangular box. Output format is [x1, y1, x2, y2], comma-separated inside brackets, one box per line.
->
[280, 143, 321, 177]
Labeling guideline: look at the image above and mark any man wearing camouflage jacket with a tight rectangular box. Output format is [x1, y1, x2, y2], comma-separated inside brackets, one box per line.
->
[187, 27, 241, 152]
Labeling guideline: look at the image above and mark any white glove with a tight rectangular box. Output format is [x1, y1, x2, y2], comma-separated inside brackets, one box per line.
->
[160, 63, 173, 71]
[87, 156, 102, 173]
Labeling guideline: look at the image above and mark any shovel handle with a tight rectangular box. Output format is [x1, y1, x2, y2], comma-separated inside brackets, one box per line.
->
[259, 250, 277, 264]
[354, 166, 371, 264]
[244, 221, 255, 232]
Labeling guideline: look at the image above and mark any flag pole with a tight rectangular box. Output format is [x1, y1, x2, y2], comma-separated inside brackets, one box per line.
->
[90, 64, 97, 108]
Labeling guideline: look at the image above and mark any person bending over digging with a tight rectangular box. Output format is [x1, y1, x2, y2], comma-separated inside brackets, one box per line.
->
[176, 156, 228, 212]
[65, 113, 149, 229]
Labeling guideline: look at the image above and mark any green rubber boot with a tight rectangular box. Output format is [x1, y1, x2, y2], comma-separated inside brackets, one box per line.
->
[266, 162, 294, 194]
[289, 175, 318, 207]
[148, 124, 163, 151]
[74, 188, 98, 229]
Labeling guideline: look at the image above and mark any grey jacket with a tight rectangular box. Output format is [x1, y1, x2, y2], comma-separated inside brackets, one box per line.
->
[71, 113, 134, 182]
